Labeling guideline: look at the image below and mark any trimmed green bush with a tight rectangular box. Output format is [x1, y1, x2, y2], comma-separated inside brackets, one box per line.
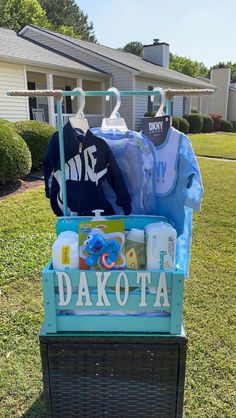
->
[184, 113, 203, 133]
[172, 116, 179, 130]
[230, 120, 236, 132]
[0, 118, 13, 128]
[191, 108, 198, 113]
[220, 119, 233, 132]
[178, 117, 189, 134]
[144, 111, 156, 117]
[13, 120, 55, 170]
[0, 124, 32, 185]
[202, 115, 213, 133]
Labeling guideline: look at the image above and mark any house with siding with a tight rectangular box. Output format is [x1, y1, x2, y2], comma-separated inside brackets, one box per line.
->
[0, 24, 215, 130]
[192, 68, 236, 122]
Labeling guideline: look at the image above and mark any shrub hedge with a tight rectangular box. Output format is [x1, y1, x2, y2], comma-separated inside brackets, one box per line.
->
[202, 115, 213, 133]
[178, 117, 189, 134]
[172, 116, 179, 130]
[184, 113, 203, 133]
[230, 120, 236, 132]
[220, 119, 233, 132]
[0, 124, 32, 185]
[13, 120, 55, 170]
[0, 118, 13, 128]
[143, 111, 235, 134]
[144, 111, 156, 117]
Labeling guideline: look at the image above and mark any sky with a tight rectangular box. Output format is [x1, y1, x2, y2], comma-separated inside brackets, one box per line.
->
[76, 0, 236, 68]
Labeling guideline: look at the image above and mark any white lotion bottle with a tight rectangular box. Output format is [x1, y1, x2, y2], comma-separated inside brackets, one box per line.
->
[52, 231, 79, 270]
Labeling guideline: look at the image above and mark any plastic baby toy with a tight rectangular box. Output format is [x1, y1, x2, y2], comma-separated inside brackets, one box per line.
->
[84, 232, 120, 269]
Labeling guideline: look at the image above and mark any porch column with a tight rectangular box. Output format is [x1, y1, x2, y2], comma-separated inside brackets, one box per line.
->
[76, 78, 83, 112]
[46, 73, 56, 127]
[23, 65, 30, 120]
[189, 96, 192, 113]
[207, 95, 212, 115]
[76, 78, 83, 88]
[101, 81, 106, 116]
[198, 96, 202, 113]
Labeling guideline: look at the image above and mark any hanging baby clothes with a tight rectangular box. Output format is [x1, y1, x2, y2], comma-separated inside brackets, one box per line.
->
[176, 206, 193, 277]
[148, 126, 203, 236]
[43, 122, 132, 216]
[91, 128, 156, 215]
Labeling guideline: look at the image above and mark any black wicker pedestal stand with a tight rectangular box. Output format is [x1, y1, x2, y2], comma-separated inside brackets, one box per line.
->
[40, 329, 187, 418]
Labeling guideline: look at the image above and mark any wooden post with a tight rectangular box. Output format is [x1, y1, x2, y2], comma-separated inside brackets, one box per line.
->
[46, 73, 55, 126]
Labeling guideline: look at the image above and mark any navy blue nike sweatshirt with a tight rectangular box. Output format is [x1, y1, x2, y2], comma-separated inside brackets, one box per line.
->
[43, 122, 132, 216]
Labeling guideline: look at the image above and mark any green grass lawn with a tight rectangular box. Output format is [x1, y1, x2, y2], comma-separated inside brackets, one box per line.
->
[0, 158, 236, 417]
[189, 132, 236, 159]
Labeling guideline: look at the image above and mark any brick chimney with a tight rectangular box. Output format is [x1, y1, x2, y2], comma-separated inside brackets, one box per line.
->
[143, 39, 169, 68]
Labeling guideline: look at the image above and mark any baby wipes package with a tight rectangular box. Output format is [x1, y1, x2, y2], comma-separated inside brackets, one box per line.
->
[145, 222, 177, 271]
[52, 231, 79, 270]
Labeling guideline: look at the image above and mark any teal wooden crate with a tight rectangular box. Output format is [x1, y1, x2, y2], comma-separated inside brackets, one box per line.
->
[42, 215, 189, 334]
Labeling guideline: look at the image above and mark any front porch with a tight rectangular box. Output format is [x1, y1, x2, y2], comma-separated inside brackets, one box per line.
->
[27, 71, 105, 128]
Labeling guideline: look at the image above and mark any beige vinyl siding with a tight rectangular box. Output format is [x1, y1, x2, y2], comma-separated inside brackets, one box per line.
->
[227, 89, 236, 121]
[53, 75, 77, 90]
[82, 80, 103, 114]
[22, 29, 134, 128]
[26, 64, 98, 80]
[27, 71, 47, 87]
[0, 61, 28, 121]
[210, 68, 231, 118]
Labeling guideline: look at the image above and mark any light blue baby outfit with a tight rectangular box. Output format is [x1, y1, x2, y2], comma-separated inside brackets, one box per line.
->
[91, 128, 156, 215]
[92, 126, 203, 276]
[149, 126, 203, 276]
[151, 126, 203, 236]
[92, 126, 203, 236]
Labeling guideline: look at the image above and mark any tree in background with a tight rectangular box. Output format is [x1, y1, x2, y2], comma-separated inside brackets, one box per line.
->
[121, 41, 143, 57]
[0, 0, 49, 31]
[0, 0, 96, 41]
[169, 53, 209, 78]
[119, 42, 209, 78]
[39, 0, 96, 41]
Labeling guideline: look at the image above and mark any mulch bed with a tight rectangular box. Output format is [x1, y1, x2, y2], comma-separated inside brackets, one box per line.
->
[0, 173, 44, 201]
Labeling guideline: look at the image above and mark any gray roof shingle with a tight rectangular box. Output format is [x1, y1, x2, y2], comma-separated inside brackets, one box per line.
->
[24, 25, 214, 88]
[0, 27, 107, 76]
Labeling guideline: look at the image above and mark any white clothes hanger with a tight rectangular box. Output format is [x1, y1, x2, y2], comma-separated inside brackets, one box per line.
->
[69, 87, 89, 132]
[101, 87, 128, 132]
[151, 87, 166, 117]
